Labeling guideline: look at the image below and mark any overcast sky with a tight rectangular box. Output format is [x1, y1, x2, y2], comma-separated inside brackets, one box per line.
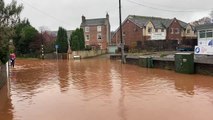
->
[5, 0, 213, 31]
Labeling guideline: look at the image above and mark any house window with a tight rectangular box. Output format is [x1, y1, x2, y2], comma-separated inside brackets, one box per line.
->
[161, 29, 164, 32]
[97, 26, 102, 32]
[85, 27, 89, 32]
[175, 28, 179, 34]
[187, 29, 190, 34]
[97, 33, 102, 40]
[123, 32, 126, 37]
[170, 28, 174, 34]
[85, 34, 90, 41]
[148, 27, 152, 34]
[206, 30, 213, 38]
[199, 30, 206, 38]
[155, 29, 158, 32]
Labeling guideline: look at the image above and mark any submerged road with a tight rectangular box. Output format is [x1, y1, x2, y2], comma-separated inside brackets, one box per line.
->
[1, 58, 213, 120]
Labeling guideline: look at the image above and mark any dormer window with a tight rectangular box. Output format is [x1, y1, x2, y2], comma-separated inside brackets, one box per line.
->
[187, 29, 190, 34]
[170, 28, 174, 34]
[161, 29, 164, 32]
[148, 27, 152, 34]
[175, 28, 180, 34]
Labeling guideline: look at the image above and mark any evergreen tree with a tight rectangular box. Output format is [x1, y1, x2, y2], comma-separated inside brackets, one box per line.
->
[70, 28, 85, 51]
[56, 27, 68, 53]
[18, 25, 39, 54]
[0, 0, 23, 64]
[13, 19, 40, 55]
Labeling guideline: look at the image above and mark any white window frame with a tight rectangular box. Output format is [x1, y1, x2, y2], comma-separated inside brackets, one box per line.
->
[85, 27, 89, 32]
[170, 28, 174, 34]
[85, 34, 90, 41]
[97, 33, 102, 40]
[206, 30, 213, 38]
[148, 27, 152, 34]
[199, 30, 206, 38]
[97, 26, 102, 32]
[161, 29, 164, 32]
[187, 29, 190, 34]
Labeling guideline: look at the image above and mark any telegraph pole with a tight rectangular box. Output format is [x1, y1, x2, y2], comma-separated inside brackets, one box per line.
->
[119, 0, 126, 64]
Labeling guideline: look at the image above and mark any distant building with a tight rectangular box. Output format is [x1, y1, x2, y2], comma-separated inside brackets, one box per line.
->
[111, 15, 196, 48]
[80, 13, 110, 50]
[195, 23, 213, 55]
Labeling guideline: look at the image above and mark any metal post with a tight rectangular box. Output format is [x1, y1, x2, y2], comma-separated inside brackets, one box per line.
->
[119, 0, 126, 64]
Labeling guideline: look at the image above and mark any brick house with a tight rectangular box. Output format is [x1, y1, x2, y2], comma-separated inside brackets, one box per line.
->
[80, 14, 110, 50]
[111, 15, 196, 48]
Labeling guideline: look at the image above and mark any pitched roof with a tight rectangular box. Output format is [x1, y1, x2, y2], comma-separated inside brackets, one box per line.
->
[196, 23, 213, 30]
[81, 18, 107, 26]
[127, 15, 188, 29]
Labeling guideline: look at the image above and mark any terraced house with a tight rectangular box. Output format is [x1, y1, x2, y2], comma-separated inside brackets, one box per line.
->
[80, 14, 110, 50]
[111, 15, 196, 48]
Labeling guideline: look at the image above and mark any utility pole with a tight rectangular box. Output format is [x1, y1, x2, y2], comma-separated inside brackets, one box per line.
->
[119, 0, 126, 64]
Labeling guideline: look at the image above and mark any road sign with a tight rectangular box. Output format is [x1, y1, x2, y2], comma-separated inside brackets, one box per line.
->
[55, 45, 59, 49]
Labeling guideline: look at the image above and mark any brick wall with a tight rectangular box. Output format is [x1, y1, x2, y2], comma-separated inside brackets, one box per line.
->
[111, 20, 143, 48]
[84, 25, 108, 50]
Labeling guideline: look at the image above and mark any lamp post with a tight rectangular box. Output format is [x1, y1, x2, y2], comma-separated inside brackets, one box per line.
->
[119, 0, 126, 64]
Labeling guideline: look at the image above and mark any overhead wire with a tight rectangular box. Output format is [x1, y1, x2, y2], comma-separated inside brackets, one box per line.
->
[19, 0, 71, 27]
[126, 0, 213, 13]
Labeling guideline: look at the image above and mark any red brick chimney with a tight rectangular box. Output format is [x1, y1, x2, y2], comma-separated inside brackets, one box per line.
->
[82, 15, 86, 22]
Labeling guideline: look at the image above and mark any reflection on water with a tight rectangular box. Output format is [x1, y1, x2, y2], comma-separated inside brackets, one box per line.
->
[0, 84, 13, 120]
[0, 58, 213, 120]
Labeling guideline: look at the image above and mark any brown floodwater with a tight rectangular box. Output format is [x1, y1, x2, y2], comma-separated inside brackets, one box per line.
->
[0, 58, 213, 120]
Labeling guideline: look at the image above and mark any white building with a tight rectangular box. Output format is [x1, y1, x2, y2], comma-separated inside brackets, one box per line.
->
[195, 23, 213, 55]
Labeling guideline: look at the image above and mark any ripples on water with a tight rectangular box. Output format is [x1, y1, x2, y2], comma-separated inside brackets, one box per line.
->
[0, 59, 213, 120]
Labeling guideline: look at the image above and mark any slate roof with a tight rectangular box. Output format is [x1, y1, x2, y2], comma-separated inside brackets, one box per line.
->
[81, 18, 107, 26]
[196, 23, 213, 30]
[128, 15, 188, 29]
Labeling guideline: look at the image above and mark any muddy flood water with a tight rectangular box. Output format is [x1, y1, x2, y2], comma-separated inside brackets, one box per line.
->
[1, 58, 213, 120]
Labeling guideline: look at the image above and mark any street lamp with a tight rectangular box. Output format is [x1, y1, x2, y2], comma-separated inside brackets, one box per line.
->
[119, 0, 126, 64]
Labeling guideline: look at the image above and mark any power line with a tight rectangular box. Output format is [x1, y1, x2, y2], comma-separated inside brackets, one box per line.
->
[19, 0, 71, 26]
[126, 0, 212, 13]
